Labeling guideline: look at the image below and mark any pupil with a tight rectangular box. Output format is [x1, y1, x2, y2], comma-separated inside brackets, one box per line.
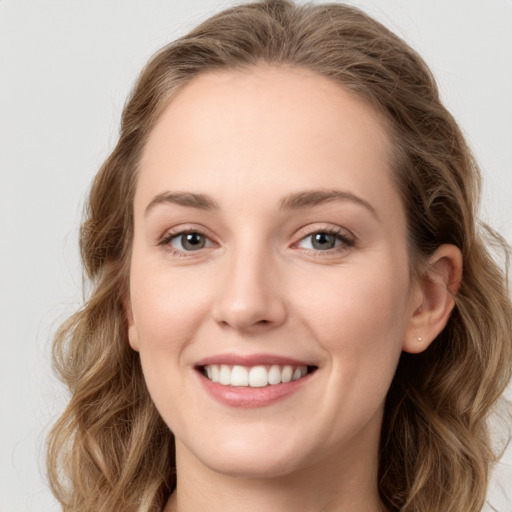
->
[183, 233, 205, 250]
[312, 233, 335, 250]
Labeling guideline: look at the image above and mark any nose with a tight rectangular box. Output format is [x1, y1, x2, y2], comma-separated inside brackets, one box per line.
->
[212, 245, 287, 332]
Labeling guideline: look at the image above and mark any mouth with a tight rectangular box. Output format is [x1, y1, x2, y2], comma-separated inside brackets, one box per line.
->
[194, 354, 319, 407]
[199, 364, 317, 388]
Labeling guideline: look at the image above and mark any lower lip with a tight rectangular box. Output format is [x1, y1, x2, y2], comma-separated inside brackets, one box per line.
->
[197, 371, 314, 408]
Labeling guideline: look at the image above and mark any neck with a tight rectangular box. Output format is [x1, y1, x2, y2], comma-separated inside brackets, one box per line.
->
[164, 435, 384, 512]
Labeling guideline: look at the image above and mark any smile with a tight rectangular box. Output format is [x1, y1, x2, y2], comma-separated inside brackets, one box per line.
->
[195, 355, 318, 407]
[202, 364, 309, 387]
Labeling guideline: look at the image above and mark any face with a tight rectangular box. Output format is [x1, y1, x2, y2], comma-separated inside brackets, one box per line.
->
[127, 66, 420, 480]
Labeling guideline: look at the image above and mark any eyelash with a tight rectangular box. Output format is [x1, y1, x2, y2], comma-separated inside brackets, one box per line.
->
[159, 226, 355, 257]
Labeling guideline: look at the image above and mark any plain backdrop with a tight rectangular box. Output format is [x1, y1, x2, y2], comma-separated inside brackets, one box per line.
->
[1, 1, 511, 511]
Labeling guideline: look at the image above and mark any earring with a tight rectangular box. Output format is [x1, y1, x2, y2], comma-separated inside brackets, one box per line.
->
[417, 337, 423, 342]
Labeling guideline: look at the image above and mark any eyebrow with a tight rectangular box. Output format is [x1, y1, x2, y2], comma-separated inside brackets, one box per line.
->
[145, 191, 220, 215]
[279, 189, 377, 217]
[145, 188, 377, 218]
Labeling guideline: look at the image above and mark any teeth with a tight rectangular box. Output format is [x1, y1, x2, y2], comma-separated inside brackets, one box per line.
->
[219, 365, 231, 385]
[281, 365, 293, 383]
[268, 365, 281, 385]
[292, 367, 302, 381]
[203, 364, 309, 387]
[231, 365, 249, 386]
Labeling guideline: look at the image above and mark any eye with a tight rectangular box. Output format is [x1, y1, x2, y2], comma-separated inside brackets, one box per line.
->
[167, 231, 212, 251]
[296, 230, 353, 251]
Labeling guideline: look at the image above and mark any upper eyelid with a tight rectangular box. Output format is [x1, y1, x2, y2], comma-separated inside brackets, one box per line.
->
[158, 224, 215, 242]
[293, 223, 355, 241]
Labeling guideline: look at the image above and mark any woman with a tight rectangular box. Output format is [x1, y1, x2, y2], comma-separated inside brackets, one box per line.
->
[47, 1, 512, 511]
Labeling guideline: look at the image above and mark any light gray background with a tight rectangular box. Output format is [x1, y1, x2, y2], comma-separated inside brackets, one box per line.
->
[1, 1, 511, 511]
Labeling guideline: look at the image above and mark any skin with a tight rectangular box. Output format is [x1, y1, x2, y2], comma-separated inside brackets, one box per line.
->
[126, 65, 461, 511]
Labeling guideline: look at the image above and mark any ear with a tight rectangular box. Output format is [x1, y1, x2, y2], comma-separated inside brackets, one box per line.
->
[123, 292, 140, 352]
[403, 244, 462, 354]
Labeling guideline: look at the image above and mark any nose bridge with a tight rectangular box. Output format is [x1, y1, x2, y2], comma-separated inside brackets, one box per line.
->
[213, 236, 286, 331]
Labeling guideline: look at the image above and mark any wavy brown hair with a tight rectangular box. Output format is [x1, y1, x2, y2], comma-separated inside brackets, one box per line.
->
[47, 1, 512, 511]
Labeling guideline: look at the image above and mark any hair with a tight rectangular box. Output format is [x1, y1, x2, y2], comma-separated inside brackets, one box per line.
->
[47, 1, 512, 511]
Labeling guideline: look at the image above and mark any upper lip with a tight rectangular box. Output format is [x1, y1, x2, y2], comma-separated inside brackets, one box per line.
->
[194, 353, 316, 368]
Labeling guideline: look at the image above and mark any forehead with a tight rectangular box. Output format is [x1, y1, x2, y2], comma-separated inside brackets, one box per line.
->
[141, 65, 393, 166]
[136, 65, 403, 228]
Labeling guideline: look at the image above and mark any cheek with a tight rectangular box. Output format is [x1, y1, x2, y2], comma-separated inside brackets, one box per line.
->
[296, 261, 410, 376]
[126, 262, 213, 420]
[129, 260, 209, 349]
[127, 265, 208, 421]
[299, 264, 410, 433]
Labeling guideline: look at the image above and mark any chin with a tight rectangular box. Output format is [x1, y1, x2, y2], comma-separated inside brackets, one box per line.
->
[182, 430, 313, 480]
[204, 451, 306, 480]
